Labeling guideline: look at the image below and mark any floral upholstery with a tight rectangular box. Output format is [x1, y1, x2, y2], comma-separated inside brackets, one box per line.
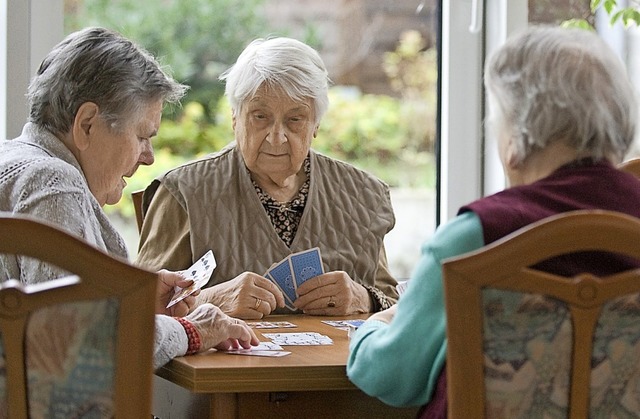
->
[481, 289, 640, 419]
[0, 299, 119, 419]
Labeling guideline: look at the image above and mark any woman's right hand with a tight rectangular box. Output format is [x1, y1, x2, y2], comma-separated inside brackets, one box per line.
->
[185, 303, 259, 352]
[196, 272, 285, 319]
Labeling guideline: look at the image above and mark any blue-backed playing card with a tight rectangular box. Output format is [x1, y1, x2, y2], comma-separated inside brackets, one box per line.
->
[289, 247, 324, 288]
[267, 258, 298, 305]
[265, 272, 296, 310]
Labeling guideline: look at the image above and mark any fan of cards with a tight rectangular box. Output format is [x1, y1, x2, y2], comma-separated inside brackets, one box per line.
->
[265, 247, 324, 310]
[166, 250, 216, 309]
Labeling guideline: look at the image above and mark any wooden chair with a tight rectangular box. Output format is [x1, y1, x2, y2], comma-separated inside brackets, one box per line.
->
[0, 214, 158, 418]
[618, 157, 640, 177]
[131, 189, 145, 233]
[443, 210, 640, 419]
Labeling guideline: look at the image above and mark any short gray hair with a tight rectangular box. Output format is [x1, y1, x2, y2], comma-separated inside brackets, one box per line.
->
[28, 27, 188, 136]
[485, 26, 637, 163]
[219, 37, 330, 124]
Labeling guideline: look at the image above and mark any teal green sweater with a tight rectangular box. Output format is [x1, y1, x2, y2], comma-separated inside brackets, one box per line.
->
[346, 211, 484, 407]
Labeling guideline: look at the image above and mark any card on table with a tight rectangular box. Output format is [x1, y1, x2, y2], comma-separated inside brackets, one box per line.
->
[247, 321, 297, 329]
[223, 341, 291, 357]
[263, 332, 333, 346]
[166, 250, 216, 308]
[289, 247, 324, 288]
[225, 350, 292, 357]
[322, 319, 365, 329]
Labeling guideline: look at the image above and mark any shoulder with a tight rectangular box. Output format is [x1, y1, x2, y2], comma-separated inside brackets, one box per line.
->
[161, 144, 238, 183]
[427, 211, 485, 261]
[1, 146, 85, 191]
[311, 150, 389, 190]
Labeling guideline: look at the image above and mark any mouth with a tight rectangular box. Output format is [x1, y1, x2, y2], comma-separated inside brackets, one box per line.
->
[263, 151, 288, 158]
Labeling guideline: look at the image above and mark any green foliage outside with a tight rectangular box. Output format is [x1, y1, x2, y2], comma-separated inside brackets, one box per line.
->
[66, 0, 269, 118]
[563, 0, 640, 29]
[64, 1, 437, 217]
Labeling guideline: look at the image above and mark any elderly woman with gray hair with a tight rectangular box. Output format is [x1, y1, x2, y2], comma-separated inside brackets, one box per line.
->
[0, 27, 258, 373]
[136, 37, 399, 319]
[346, 26, 640, 418]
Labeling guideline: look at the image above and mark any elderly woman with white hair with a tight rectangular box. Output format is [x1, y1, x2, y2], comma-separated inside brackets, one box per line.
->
[136, 37, 399, 319]
[346, 26, 640, 418]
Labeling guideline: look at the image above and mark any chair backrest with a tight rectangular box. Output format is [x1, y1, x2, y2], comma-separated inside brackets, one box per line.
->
[131, 189, 145, 233]
[443, 210, 640, 419]
[618, 157, 640, 178]
[0, 215, 158, 418]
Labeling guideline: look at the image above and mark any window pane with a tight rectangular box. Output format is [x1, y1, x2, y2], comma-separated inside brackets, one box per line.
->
[64, 0, 440, 280]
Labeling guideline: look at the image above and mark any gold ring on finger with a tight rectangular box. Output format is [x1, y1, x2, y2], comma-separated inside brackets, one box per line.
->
[254, 298, 263, 310]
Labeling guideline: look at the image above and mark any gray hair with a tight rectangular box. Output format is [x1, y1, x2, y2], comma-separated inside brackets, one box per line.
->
[219, 37, 330, 125]
[484, 26, 637, 163]
[28, 27, 188, 136]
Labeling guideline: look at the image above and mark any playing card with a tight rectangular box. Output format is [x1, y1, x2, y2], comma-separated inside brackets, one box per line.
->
[225, 350, 291, 357]
[166, 250, 216, 308]
[222, 341, 290, 356]
[322, 319, 364, 328]
[267, 258, 298, 305]
[224, 341, 284, 351]
[289, 247, 324, 288]
[264, 272, 296, 310]
[247, 321, 297, 329]
[263, 332, 333, 346]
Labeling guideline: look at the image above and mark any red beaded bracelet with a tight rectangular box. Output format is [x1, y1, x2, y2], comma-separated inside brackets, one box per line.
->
[175, 317, 202, 355]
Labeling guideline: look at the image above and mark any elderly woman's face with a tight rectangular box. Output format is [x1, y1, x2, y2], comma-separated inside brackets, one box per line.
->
[234, 85, 317, 181]
[80, 99, 162, 206]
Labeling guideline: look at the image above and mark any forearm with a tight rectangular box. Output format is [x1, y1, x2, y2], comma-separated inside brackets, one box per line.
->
[153, 315, 188, 370]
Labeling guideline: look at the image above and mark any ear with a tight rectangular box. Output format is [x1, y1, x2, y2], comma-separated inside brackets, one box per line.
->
[72, 102, 99, 151]
[231, 113, 237, 132]
[313, 125, 319, 138]
[504, 136, 521, 169]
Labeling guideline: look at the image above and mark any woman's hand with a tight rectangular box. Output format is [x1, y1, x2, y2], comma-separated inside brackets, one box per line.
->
[196, 272, 285, 319]
[156, 269, 199, 317]
[294, 271, 372, 315]
[185, 303, 259, 352]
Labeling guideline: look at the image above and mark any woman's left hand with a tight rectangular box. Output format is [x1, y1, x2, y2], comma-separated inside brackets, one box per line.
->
[156, 269, 199, 317]
[293, 271, 372, 315]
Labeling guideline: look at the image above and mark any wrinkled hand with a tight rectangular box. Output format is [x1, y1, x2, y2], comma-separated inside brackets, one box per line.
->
[185, 303, 259, 352]
[196, 272, 285, 319]
[156, 269, 199, 317]
[294, 271, 372, 316]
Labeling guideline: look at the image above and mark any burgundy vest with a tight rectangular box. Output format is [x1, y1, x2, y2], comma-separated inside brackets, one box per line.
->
[419, 159, 640, 419]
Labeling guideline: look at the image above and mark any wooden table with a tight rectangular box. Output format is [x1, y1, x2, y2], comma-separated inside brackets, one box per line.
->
[152, 314, 420, 418]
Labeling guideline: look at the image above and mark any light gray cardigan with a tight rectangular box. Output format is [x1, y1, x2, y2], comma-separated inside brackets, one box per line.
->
[0, 123, 186, 369]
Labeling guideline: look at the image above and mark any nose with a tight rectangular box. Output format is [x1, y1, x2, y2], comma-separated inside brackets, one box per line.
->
[139, 140, 155, 166]
[266, 121, 287, 146]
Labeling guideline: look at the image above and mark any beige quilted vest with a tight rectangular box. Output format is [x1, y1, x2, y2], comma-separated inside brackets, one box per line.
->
[146, 146, 395, 290]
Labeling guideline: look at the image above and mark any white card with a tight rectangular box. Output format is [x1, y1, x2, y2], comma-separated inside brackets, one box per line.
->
[225, 350, 291, 357]
[262, 332, 333, 346]
[166, 250, 216, 308]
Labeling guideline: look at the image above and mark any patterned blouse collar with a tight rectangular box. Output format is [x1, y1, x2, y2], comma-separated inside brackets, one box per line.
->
[252, 156, 311, 246]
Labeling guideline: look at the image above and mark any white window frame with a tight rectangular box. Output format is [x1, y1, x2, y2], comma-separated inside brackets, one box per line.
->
[440, 0, 528, 222]
[1, 0, 63, 140]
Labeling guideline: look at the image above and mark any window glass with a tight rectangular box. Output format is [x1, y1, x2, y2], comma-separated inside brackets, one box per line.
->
[64, 0, 440, 279]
